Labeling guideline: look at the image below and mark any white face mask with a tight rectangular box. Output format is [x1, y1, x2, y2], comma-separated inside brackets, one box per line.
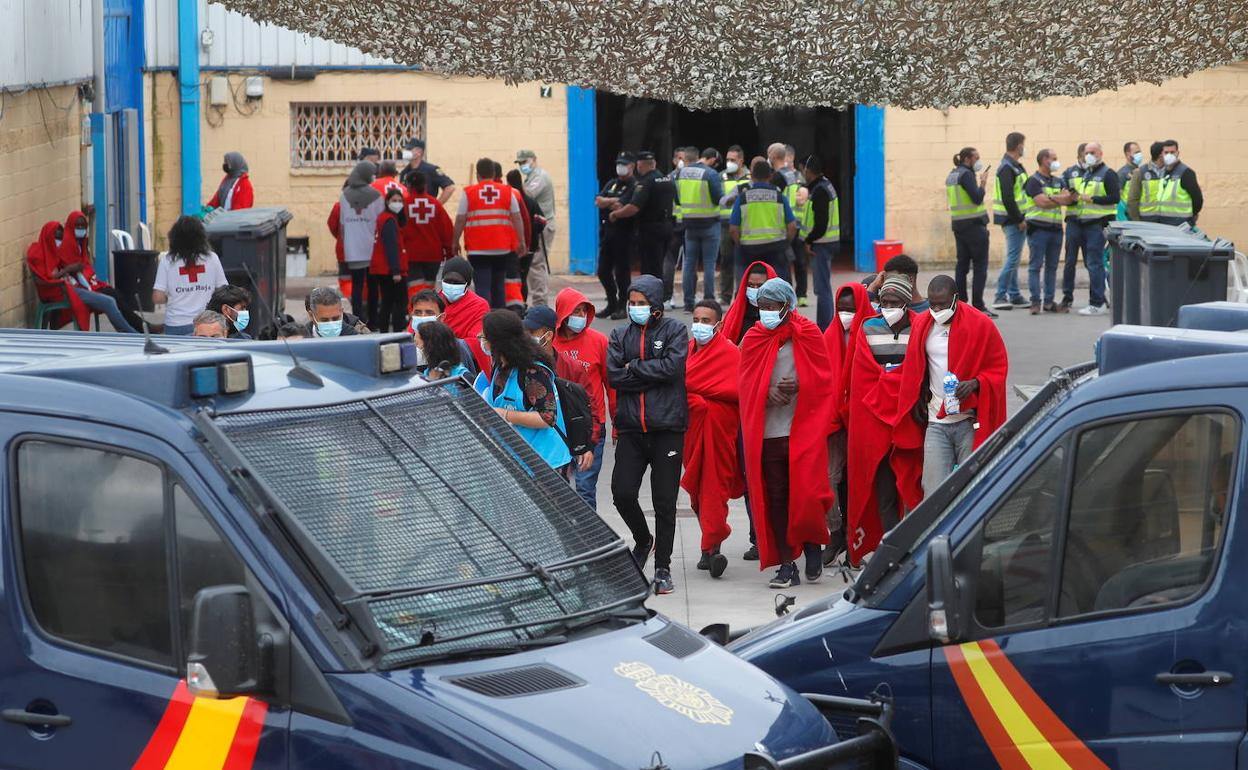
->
[388, 200, 404, 214]
[725, 161, 740, 175]
[1085, 153, 1099, 167]
[616, 164, 632, 177]
[401, 149, 413, 161]
[930, 305, 955, 325]
[881, 307, 905, 326]
[676, 159, 685, 169]
[1049, 160, 1062, 173]
[838, 311, 855, 330]
[1164, 152, 1179, 167]
[972, 160, 985, 173]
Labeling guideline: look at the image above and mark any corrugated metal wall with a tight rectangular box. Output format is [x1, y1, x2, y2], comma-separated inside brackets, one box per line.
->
[144, 0, 393, 70]
[0, 0, 94, 89]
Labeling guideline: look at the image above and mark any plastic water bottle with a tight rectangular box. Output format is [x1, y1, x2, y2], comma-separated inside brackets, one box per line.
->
[943, 372, 960, 415]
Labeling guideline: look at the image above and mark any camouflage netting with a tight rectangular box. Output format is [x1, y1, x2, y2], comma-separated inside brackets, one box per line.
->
[221, 0, 1248, 110]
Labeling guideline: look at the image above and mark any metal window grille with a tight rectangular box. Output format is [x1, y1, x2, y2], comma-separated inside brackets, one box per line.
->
[290, 102, 426, 168]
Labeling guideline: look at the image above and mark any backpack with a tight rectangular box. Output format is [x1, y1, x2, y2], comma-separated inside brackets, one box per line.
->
[551, 376, 593, 456]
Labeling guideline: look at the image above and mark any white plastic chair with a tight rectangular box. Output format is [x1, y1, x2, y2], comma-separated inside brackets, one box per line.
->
[1230, 251, 1248, 304]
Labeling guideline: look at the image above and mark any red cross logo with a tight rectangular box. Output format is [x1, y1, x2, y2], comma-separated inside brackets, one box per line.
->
[479, 185, 500, 205]
[409, 197, 436, 224]
[179, 263, 207, 283]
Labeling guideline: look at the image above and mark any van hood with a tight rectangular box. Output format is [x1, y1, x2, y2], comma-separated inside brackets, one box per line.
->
[379, 616, 835, 769]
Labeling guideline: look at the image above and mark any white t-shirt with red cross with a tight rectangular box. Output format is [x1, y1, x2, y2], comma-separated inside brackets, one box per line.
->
[154, 251, 229, 326]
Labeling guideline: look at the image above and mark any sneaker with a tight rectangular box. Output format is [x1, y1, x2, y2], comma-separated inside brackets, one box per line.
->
[1011, 297, 1030, 308]
[632, 536, 655, 569]
[1029, 302, 1042, 315]
[1078, 304, 1108, 316]
[664, 299, 676, 311]
[803, 548, 823, 583]
[991, 298, 1014, 310]
[822, 530, 846, 566]
[743, 544, 759, 561]
[1057, 300, 1072, 314]
[709, 552, 728, 579]
[653, 568, 675, 595]
[1043, 302, 1059, 313]
[978, 307, 1000, 319]
[609, 309, 627, 321]
[798, 297, 809, 307]
[696, 551, 711, 571]
[768, 563, 800, 589]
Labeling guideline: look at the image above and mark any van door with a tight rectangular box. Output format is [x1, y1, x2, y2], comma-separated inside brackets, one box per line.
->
[932, 396, 1245, 768]
[0, 418, 289, 769]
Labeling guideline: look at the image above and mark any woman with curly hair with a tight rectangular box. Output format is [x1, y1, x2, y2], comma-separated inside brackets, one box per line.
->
[414, 319, 468, 380]
[153, 215, 229, 335]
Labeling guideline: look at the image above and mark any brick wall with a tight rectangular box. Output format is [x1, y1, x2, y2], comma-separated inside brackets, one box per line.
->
[0, 85, 86, 326]
[884, 62, 1248, 266]
[148, 71, 569, 276]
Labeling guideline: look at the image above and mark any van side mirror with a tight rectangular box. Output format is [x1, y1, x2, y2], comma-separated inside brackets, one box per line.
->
[926, 536, 963, 644]
[187, 585, 265, 698]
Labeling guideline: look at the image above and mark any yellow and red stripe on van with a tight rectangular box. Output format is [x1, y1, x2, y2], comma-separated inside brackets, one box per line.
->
[131, 681, 268, 770]
[943, 640, 1109, 770]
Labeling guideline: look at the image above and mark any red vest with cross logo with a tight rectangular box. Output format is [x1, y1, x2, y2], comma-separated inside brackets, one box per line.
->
[402, 192, 454, 264]
[463, 181, 518, 253]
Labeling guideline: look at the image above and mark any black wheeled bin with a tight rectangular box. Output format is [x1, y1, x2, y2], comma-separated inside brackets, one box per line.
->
[111, 248, 161, 312]
[204, 208, 294, 319]
[1129, 234, 1235, 327]
[1106, 221, 1195, 325]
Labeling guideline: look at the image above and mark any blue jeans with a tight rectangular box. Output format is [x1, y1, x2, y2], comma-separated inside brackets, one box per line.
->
[922, 419, 976, 496]
[78, 290, 137, 333]
[163, 323, 194, 335]
[1078, 222, 1108, 307]
[994, 224, 1026, 303]
[810, 242, 839, 330]
[683, 223, 720, 309]
[574, 430, 606, 511]
[1027, 227, 1062, 304]
[1061, 219, 1085, 304]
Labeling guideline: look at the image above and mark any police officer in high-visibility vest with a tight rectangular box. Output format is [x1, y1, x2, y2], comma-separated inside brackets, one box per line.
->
[1156, 139, 1203, 227]
[991, 132, 1030, 311]
[768, 143, 808, 306]
[946, 147, 996, 317]
[800, 155, 841, 331]
[662, 147, 696, 310]
[730, 159, 797, 280]
[676, 148, 724, 312]
[451, 157, 527, 309]
[1023, 149, 1077, 314]
[1068, 142, 1121, 316]
[1058, 142, 1087, 312]
[1127, 141, 1165, 222]
[717, 144, 751, 303]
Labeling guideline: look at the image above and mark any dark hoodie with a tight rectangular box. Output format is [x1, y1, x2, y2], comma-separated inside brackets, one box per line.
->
[607, 275, 689, 433]
[209, 152, 254, 210]
[553, 287, 615, 431]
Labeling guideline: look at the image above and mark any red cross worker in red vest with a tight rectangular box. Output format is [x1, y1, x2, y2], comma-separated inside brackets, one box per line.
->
[401, 169, 454, 301]
[451, 157, 526, 309]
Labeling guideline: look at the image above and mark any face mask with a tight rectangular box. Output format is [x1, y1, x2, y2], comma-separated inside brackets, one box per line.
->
[1086, 153, 1101, 167]
[759, 309, 785, 330]
[317, 319, 343, 338]
[881, 307, 905, 326]
[676, 160, 685, 169]
[690, 322, 715, 344]
[415, 347, 427, 367]
[482, 341, 492, 358]
[1164, 152, 1178, 167]
[930, 305, 955, 325]
[74, 228, 88, 239]
[616, 164, 632, 177]
[566, 315, 587, 333]
[1132, 151, 1144, 166]
[746, 287, 760, 306]
[519, 163, 533, 175]
[531, 332, 551, 347]
[442, 282, 467, 302]
[628, 305, 652, 325]
[402, 149, 414, 161]
[388, 200, 404, 214]
[838, 311, 855, 330]
[410, 314, 436, 329]
[972, 160, 985, 173]
[233, 309, 250, 329]
[725, 161, 740, 175]
[1049, 160, 1062, 173]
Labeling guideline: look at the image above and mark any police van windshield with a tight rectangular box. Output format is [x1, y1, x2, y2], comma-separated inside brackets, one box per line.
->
[206, 379, 648, 668]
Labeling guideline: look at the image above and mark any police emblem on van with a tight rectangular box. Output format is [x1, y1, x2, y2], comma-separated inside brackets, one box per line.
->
[614, 662, 733, 726]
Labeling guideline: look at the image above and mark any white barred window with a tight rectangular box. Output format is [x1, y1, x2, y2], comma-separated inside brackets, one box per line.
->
[290, 102, 427, 168]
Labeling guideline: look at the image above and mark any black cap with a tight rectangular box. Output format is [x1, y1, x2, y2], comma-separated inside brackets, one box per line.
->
[523, 305, 558, 331]
[636, 150, 656, 161]
[403, 138, 426, 151]
[358, 147, 380, 160]
[616, 151, 636, 163]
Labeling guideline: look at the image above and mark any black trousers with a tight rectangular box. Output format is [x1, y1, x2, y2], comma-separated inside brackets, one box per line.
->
[598, 229, 634, 310]
[468, 253, 508, 309]
[611, 430, 684, 570]
[954, 223, 990, 309]
[638, 222, 672, 279]
[790, 237, 808, 298]
[367, 275, 405, 333]
[349, 267, 370, 321]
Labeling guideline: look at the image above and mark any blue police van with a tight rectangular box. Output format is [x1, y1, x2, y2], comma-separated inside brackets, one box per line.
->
[0, 329, 885, 770]
[734, 306, 1248, 769]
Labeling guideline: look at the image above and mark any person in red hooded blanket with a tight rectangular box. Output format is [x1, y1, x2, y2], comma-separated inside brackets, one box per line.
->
[402, 170, 454, 302]
[739, 277, 835, 588]
[846, 276, 925, 565]
[552, 286, 616, 511]
[438, 257, 492, 374]
[894, 274, 1009, 497]
[53, 212, 143, 333]
[207, 152, 254, 211]
[821, 281, 874, 564]
[27, 221, 84, 330]
[682, 299, 744, 579]
[721, 261, 776, 346]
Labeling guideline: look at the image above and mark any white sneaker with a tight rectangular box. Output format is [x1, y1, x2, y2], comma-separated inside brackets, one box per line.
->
[664, 299, 676, 310]
[1077, 304, 1108, 316]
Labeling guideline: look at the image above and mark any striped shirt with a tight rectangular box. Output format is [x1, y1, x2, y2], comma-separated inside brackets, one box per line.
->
[862, 315, 911, 369]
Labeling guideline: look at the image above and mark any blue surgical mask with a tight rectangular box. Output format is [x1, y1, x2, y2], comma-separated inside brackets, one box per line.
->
[566, 315, 587, 333]
[1132, 151, 1144, 166]
[74, 228, 88, 239]
[746, 287, 760, 306]
[628, 305, 652, 325]
[410, 314, 436, 328]
[317, 319, 343, 338]
[233, 309, 250, 329]
[759, 309, 785, 330]
[482, 340, 492, 358]
[519, 163, 533, 175]
[690, 322, 715, 344]
[442, 282, 467, 302]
